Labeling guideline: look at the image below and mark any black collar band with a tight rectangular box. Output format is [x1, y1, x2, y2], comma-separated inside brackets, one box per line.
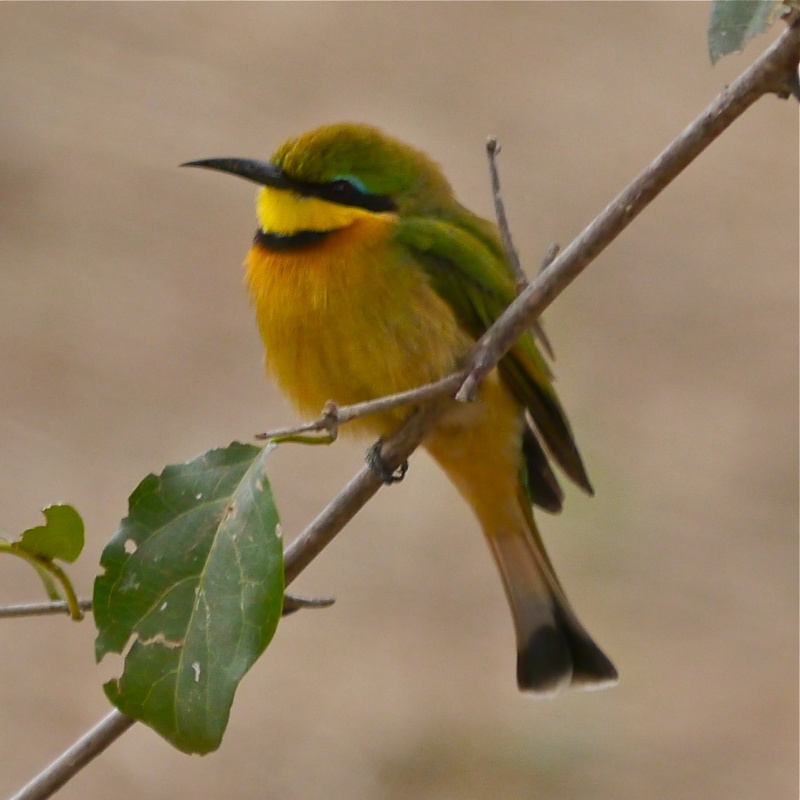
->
[254, 229, 332, 251]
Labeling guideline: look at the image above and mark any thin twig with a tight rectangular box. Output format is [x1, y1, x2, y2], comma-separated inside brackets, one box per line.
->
[488, 137, 556, 359]
[256, 373, 465, 442]
[486, 136, 526, 289]
[539, 242, 560, 274]
[0, 594, 335, 620]
[0, 599, 93, 619]
[531, 242, 559, 360]
[9, 20, 799, 800]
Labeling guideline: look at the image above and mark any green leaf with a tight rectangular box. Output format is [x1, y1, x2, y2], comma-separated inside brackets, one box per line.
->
[708, 0, 787, 64]
[93, 442, 284, 754]
[18, 504, 85, 563]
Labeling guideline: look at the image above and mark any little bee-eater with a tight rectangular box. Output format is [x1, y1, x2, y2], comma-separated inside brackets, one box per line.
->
[185, 123, 617, 693]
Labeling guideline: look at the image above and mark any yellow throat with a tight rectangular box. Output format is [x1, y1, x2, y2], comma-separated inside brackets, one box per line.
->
[256, 186, 376, 236]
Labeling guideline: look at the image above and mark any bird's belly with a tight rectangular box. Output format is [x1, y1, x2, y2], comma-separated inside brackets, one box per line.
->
[245, 220, 471, 435]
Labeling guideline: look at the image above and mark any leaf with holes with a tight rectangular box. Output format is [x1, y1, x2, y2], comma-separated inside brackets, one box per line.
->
[93, 442, 283, 754]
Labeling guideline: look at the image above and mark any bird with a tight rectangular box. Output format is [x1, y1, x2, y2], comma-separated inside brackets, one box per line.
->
[183, 123, 617, 694]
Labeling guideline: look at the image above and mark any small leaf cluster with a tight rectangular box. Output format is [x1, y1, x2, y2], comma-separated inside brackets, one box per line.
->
[1, 504, 85, 620]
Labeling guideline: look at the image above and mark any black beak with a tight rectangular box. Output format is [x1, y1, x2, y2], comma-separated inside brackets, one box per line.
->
[180, 158, 291, 190]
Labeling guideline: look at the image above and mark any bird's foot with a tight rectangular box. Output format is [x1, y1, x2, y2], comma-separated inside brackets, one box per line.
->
[365, 439, 408, 484]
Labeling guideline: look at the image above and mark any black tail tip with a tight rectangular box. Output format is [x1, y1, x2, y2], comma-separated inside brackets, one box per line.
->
[570, 641, 618, 690]
[516, 625, 572, 693]
[517, 625, 618, 694]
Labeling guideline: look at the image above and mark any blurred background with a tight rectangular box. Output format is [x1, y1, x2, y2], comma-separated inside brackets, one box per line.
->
[1, 4, 797, 799]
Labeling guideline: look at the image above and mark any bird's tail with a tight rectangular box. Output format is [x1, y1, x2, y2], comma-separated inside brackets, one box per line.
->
[485, 513, 617, 693]
[424, 374, 616, 693]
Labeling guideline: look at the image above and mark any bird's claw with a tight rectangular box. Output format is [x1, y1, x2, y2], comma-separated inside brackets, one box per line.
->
[365, 439, 408, 484]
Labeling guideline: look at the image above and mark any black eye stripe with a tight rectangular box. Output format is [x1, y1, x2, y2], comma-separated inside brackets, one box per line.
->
[282, 173, 396, 213]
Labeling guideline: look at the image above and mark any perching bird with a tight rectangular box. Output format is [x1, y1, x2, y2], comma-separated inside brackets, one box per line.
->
[184, 123, 617, 694]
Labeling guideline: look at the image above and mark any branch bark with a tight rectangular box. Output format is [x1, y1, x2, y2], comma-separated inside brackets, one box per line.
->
[8, 713, 135, 800]
[8, 18, 799, 800]
[0, 600, 93, 619]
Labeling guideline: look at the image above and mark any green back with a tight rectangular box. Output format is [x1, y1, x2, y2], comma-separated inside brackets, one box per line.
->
[394, 210, 593, 507]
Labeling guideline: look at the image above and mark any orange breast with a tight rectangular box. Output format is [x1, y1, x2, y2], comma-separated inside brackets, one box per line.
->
[245, 216, 472, 435]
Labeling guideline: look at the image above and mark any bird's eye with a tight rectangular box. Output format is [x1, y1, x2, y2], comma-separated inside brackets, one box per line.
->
[326, 179, 356, 202]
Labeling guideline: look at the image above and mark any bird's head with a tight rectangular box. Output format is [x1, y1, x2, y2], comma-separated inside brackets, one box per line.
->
[183, 123, 455, 238]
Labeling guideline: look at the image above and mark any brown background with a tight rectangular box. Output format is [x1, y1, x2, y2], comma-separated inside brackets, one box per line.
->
[1, 4, 797, 800]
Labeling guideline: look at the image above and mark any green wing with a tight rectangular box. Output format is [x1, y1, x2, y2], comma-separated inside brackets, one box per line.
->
[395, 214, 593, 504]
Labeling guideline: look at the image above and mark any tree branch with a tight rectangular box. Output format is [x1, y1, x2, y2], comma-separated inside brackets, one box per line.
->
[8, 712, 136, 800]
[9, 18, 799, 800]
[0, 599, 93, 619]
[457, 20, 800, 400]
